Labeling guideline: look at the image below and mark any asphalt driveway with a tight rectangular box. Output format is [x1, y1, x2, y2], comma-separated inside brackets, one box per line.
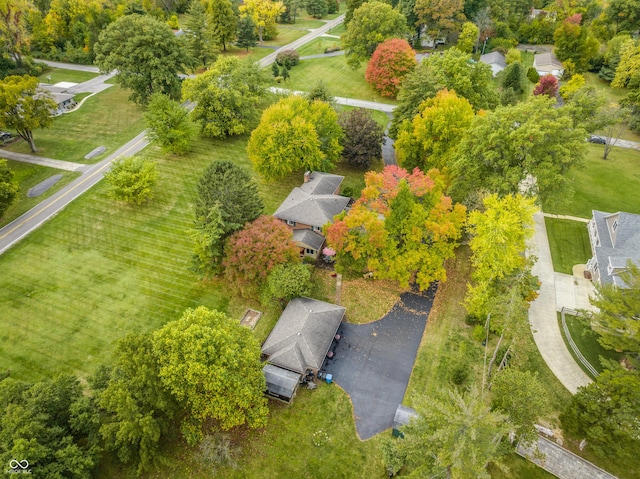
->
[323, 284, 436, 440]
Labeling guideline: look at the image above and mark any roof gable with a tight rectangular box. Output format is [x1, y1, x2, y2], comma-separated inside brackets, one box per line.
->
[299, 172, 344, 195]
[273, 187, 350, 227]
[591, 210, 640, 286]
[479, 51, 506, 68]
[533, 52, 563, 70]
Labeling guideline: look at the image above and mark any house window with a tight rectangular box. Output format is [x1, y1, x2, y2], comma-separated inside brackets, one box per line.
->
[305, 249, 315, 255]
[312, 226, 322, 232]
[286, 220, 296, 226]
[612, 219, 618, 232]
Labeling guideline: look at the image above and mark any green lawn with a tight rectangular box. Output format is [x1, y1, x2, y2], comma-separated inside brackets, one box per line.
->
[274, 55, 398, 103]
[544, 218, 591, 275]
[334, 104, 390, 128]
[262, 26, 309, 47]
[546, 144, 640, 218]
[0, 161, 81, 227]
[297, 37, 342, 56]
[329, 23, 346, 35]
[39, 68, 98, 84]
[7, 85, 145, 163]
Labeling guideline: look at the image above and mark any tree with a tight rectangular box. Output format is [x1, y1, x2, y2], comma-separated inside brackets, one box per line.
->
[144, 93, 195, 155]
[365, 38, 417, 98]
[338, 108, 385, 168]
[491, 368, 550, 445]
[562, 368, 640, 461]
[589, 261, 640, 355]
[563, 83, 607, 133]
[606, 0, 640, 34]
[533, 73, 559, 98]
[505, 48, 521, 65]
[104, 157, 157, 205]
[457, 21, 479, 53]
[464, 194, 537, 318]
[235, 14, 258, 51]
[94, 14, 188, 104]
[182, 56, 267, 138]
[341, 1, 409, 69]
[261, 262, 313, 306]
[98, 334, 178, 474]
[415, 0, 466, 40]
[152, 307, 268, 445]
[395, 89, 474, 172]
[344, 0, 363, 24]
[385, 388, 510, 478]
[305, 0, 327, 18]
[305, 81, 334, 103]
[501, 61, 525, 94]
[452, 96, 587, 209]
[598, 106, 631, 160]
[0, 159, 18, 218]
[553, 14, 599, 73]
[526, 66, 540, 83]
[239, 0, 284, 43]
[0, 0, 32, 64]
[247, 95, 343, 180]
[611, 39, 640, 90]
[185, 0, 216, 66]
[222, 215, 299, 296]
[326, 165, 466, 289]
[0, 75, 56, 152]
[208, 0, 237, 52]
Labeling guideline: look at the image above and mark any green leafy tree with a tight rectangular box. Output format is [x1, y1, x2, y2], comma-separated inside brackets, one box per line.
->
[326, 165, 466, 289]
[248, 95, 343, 180]
[0, 0, 32, 64]
[501, 61, 525, 94]
[182, 56, 267, 138]
[338, 108, 385, 168]
[193, 160, 263, 274]
[341, 1, 409, 69]
[94, 14, 189, 104]
[563, 83, 607, 132]
[235, 14, 258, 51]
[239, 0, 284, 43]
[457, 21, 479, 53]
[185, 0, 216, 66]
[612, 39, 640, 90]
[306, 0, 327, 18]
[208, 0, 238, 52]
[305, 81, 334, 103]
[0, 159, 18, 218]
[344, 0, 363, 24]
[0, 75, 56, 152]
[562, 369, 640, 461]
[606, 0, 640, 34]
[365, 38, 417, 98]
[222, 215, 299, 296]
[153, 307, 269, 445]
[386, 388, 510, 478]
[98, 334, 179, 474]
[415, 0, 466, 40]
[553, 14, 599, 73]
[452, 96, 587, 208]
[144, 93, 196, 155]
[395, 88, 474, 172]
[526, 66, 540, 83]
[505, 48, 521, 65]
[261, 262, 313, 306]
[104, 157, 157, 205]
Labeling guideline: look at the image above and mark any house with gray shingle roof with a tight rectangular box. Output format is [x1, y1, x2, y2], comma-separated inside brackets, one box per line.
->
[586, 210, 640, 287]
[273, 171, 350, 259]
[479, 51, 507, 76]
[533, 52, 564, 79]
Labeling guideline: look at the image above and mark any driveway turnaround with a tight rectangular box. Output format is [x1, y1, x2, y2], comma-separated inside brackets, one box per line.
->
[323, 284, 437, 440]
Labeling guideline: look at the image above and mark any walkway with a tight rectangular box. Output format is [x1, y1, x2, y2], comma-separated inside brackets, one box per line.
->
[0, 149, 88, 172]
[518, 436, 618, 479]
[323, 284, 436, 440]
[527, 212, 592, 394]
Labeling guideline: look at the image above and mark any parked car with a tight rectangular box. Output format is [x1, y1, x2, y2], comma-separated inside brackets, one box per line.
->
[587, 135, 606, 144]
[0, 132, 14, 144]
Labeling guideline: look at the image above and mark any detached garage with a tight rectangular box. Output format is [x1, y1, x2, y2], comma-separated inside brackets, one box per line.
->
[263, 364, 301, 403]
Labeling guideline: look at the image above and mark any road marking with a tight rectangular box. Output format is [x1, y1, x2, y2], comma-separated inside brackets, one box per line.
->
[0, 135, 148, 241]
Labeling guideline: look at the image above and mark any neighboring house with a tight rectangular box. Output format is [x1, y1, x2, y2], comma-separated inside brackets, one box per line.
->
[528, 8, 557, 21]
[479, 51, 507, 76]
[533, 52, 564, 79]
[586, 210, 640, 287]
[261, 297, 346, 402]
[39, 83, 77, 115]
[273, 171, 350, 259]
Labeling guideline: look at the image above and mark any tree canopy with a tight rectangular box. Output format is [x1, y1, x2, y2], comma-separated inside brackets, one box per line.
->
[415, 0, 466, 39]
[365, 38, 417, 98]
[553, 14, 599, 74]
[103, 157, 157, 205]
[239, 0, 284, 43]
[338, 108, 385, 168]
[144, 93, 195, 155]
[0, 158, 18, 218]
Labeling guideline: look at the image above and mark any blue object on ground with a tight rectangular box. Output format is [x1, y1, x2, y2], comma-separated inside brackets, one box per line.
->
[325, 374, 333, 384]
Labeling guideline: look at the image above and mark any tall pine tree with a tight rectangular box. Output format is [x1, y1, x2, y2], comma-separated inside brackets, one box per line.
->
[236, 15, 258, 51]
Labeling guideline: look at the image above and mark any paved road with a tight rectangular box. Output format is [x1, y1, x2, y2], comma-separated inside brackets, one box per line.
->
[0, 131, 149, 255]
[0, 149, 87, 172]
[527, 212, 592, 394]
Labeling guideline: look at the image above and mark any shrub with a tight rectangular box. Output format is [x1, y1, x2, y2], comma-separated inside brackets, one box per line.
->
[533, 74, 558, 98]
[104, 157, 158, 205]
[526, 67, 540, 83]
[275, 49, 300, 68]
[324, 46, 341, 54]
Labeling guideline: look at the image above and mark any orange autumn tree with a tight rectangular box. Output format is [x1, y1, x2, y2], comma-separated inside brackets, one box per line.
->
[365, 38, 417, 98]
[326, 165, 466, 289]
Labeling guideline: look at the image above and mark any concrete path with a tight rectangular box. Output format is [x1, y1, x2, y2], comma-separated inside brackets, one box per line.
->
[67, 72, 116, 95]
[0, 149, 88, 172]
[605, 137, 640, 152]
[323, 284, 436, 440]
[382, 116, 397, 166]
[527, 212, 592, 394]
[300, 50, 345, 60]
[518, 436, 618, 479]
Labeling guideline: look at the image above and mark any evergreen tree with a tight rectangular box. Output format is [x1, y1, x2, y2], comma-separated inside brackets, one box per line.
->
[209, 0, 238, 52]
[236, 15, 258, 51]
[186, 0, 216, 66]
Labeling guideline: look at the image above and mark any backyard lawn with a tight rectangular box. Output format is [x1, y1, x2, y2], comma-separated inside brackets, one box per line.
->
[39, 67, 98, 84]
[545, 218, 591, 275]
[297, 36, 342, 56]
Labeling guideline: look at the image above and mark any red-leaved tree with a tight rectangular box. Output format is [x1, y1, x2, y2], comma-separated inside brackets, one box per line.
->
[365, 39, 417, 98]
[533, 74, 559, 98]
[223, 215, 300, 296]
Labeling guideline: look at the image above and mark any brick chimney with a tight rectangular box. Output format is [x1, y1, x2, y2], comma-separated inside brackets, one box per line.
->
[303, 171, 312, 183]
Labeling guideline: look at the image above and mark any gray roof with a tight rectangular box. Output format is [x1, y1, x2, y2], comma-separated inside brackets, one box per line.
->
[262, 297, 346, 373]
[393, 405, 419, 429]
[591, 210, 640, 286]
[479, 51, 506, 68]
[533, 52, 563, 70]
[273, 187, 350, 227]
[299, 172, 344, 195]
[293, 229, 325, 251]
[263, 364, 301, 399]
[51, 92, 75, 105]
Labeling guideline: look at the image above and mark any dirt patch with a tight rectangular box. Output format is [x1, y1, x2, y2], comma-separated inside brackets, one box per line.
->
[240, 309, 262, 330]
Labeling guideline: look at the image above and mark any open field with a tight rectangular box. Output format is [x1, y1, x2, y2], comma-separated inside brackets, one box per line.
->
[0, 160, 81, 227]
[547, 144, 640, 218]
[39, 68, 98, 84]
[7, 85, 146, 163]
[545, 218, 591, 275]
[297, 36, 342, 56]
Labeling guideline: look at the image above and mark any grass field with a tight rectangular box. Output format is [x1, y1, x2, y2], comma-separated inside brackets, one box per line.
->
[273, 55, 398, 104]
[39, 68, 98, 84]
[0, 160, 81, 227]
[7, 85, 145, 163]
[297, 37, 342, 56]
[544, 218, 591, 274]
[547, 144, 640, 218]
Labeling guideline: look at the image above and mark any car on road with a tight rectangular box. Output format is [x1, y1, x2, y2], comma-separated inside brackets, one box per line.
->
[587, 135, 606, 144]
[0, 132, 14, 144]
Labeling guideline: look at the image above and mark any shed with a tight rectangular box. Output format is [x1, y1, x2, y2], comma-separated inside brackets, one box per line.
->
[479, 51, 507, 76]
[263, 364, 301, 403]
[392, 404, 419, 437]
